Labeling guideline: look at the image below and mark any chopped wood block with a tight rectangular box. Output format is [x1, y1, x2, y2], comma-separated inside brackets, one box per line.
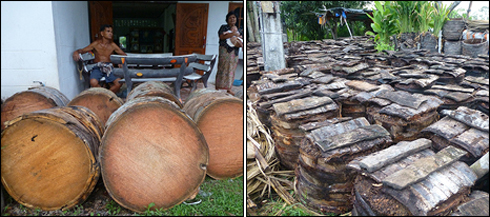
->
[343, 62, 369, 74]
[273, 96, 334, 116]
[464, 76, 489, 85]
[378, 97, 443, 121]
[308, 117, 370, 142]
[383, 146, 468, 190]
[444, 92, 472, 103]
[346, 80, 380, 92]
[470, 152, 489, 180]
[316, 124, 391, 152]
[431, 84, 474, 93]
[283, 103, 339, 121]
[375, 90, 426, 109]
[452, 128, 489, 158]
[255, 80, 303, 95]
[452, 194, 489, 216]
[382, 161, 476, 216]
[422, 116, 470, 140]
[359, 138, 432, 173]
[442, 106, 489, 132]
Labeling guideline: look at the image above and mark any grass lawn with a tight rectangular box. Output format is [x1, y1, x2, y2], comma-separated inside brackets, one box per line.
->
[1, 176, 244, 216]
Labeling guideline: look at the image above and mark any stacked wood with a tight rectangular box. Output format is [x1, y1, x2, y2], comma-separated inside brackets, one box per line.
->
[247, 75, 308, 128]
[420, 106, 489, 165]
[1, 86, 69, 130]
[183, 89, 243, 179]
[100, 96, 208, 212]
[246, 41, 264, 74]
[1, 106, 103, 211]
[296, 117, 392, 214]
[271, 95, 340, 170]
[365, 89, 444, 142]
[347, 139, 478, 216]
[246, 100, 297, 206]
[68, 87, 124, 126]
[451, 190, 489, 216]
[247, 36, 489, 212]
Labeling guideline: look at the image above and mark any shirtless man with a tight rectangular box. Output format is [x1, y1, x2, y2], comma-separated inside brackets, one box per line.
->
[73, 24, 126, 94]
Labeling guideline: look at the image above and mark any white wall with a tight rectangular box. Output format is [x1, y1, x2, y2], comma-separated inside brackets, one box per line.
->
[1, 1, 60, 100]
[52, 1, 90, 100]
[179, 1, 244, 84]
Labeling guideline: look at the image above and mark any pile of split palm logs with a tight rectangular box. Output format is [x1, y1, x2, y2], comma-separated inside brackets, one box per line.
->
[247, 36, 489, 215]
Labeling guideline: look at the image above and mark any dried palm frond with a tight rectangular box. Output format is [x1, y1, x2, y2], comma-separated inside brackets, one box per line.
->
[246, 100, 296, 205]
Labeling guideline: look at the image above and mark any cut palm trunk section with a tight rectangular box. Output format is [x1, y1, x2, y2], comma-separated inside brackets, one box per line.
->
[1, 105, 103, 211]
[125, 81, 183, 108]
[100, 96, 208, 213]
[68, 87, 124, 126]
[1, 86, 69, 130]
[184, 89, 244, 179]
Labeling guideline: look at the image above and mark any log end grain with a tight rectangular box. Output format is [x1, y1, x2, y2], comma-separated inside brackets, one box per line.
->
[1, 111, 99, 211]
[100, 100, 208, 212]
[196, 99, 244, 179]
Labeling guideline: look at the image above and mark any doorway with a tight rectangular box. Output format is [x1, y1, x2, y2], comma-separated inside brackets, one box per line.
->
[89, 1, 178, 54]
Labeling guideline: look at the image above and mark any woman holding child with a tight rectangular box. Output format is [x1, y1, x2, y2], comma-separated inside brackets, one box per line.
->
[216, 11, 243, 95]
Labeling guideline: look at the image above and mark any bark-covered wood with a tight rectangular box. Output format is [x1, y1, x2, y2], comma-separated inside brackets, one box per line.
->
[68, 87, 124, 126]
[1, 106, 102, 211]
[183, 89, 243, 179]
[1, 86, 69, 130]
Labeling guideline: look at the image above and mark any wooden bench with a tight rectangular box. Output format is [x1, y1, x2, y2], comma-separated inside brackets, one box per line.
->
[183, 53, 218, 92]
[110, 53, 198, 101]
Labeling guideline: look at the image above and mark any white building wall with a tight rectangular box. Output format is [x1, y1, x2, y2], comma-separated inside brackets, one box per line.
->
[1, 1, 60, 100]
[52, 1, 90, 100]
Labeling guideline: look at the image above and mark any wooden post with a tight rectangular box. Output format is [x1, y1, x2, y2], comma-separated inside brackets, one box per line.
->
[247, 2, 256, 42]
[259, 1, 286, 71]
[252, 1, 262, 43]
[466, 1, 472, 19]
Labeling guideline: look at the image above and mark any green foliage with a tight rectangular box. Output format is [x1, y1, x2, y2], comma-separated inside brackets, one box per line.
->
[391, 1, 419, 33]
[105, 200, 121, 215]
[135, 176, 243, 216]
[281, 1, 370, 41]
[366, 1, 399, 52]
[72, 205, 83, 215]
[415, 1, 434, 33]
[431, 2, 451, 36]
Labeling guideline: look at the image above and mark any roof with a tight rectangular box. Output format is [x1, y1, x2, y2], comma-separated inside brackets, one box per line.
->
[319, 7, 374, 22]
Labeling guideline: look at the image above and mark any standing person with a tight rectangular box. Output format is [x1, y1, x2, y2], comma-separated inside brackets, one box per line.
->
[73, 24, 126, 94]
[216, 11, 243, 95]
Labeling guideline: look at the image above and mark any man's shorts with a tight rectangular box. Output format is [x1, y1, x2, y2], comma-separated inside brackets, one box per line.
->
[90, 66, 118, 83]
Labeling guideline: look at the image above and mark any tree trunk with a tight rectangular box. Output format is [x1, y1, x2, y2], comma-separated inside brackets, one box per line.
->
[247, 2, 256, 42]
[251, 1, 261, 43]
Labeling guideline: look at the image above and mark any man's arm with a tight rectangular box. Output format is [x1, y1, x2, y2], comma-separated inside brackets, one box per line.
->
[73, 42, 96, 61]
[113, 43, 127, 56]
[112, 43, 127, 68]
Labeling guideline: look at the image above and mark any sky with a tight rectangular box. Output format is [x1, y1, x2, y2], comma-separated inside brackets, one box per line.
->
[442, 1, 489, 12]
[442, 1, 489, 20]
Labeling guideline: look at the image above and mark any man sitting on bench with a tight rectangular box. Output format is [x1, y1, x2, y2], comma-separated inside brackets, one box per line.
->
[73, 24, 126, 94]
